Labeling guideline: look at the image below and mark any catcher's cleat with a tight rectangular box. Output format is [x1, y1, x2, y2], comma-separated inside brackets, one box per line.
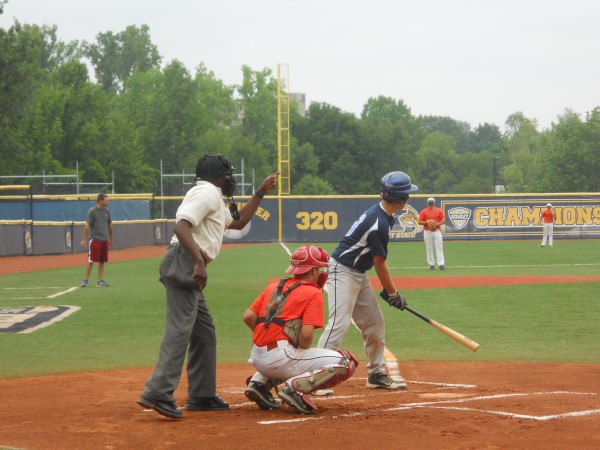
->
[137, 396, 183, 419]
[245, 381, 281, 410]
[366, 372, 407, 390]
[277, 385, 316, 414]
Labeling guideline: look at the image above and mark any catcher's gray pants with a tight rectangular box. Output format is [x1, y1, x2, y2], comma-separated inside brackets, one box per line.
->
[317, 259, 386, 375]
[142, 280, 217, 403]
[424, 229, 445, 266]
[541, 222, 554, 246]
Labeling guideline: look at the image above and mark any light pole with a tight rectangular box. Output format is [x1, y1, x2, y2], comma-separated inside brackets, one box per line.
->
[493, 156, 499, 194]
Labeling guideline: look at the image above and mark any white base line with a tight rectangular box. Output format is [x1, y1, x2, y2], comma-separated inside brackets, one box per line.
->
[258, 391, 600, 425]
[47, 287, 79, 298]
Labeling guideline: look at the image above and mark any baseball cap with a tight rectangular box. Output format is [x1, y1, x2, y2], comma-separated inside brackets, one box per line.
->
[427, 197, 435, 203]
[546, 203, 552, 207]
[285, 245, 329, 275]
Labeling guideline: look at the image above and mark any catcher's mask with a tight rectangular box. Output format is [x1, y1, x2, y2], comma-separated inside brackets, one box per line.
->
[380, 171, 418, 203]
[286, 245, 329, 288]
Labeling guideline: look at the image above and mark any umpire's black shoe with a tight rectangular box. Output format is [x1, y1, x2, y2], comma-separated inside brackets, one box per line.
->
[137, 396, 183, 419]
[185, 395, 230, 411]
[245, 381, 281, 410]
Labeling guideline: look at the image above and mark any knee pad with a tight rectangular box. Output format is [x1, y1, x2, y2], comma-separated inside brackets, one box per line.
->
[290, 350, 358, 394]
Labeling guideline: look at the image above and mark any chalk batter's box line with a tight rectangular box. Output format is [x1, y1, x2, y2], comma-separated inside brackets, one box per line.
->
[257, 391, 600, 425]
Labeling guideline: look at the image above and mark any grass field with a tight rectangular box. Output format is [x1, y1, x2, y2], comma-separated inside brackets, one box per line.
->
[1, 239, 599, 378]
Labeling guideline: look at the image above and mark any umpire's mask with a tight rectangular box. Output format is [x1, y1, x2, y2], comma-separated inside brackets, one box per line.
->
[196, 155, 237, 197]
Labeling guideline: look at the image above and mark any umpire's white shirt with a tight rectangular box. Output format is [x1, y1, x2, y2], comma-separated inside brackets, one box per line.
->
[171, 180, 233, 263]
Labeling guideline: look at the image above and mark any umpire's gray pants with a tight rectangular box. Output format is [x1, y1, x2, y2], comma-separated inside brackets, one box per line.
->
[142, 280, 217, 403]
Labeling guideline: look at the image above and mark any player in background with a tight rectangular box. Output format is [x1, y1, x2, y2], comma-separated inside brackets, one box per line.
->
[539, 203, 556, 247]
[317, 171, 417, 391]
[418, 197, 446, 270]
[80, 193, 112, 287]
[243, 245, 358, 414]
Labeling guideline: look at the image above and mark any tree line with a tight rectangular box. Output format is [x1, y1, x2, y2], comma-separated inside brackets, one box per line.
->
[1, 21, 599, 195]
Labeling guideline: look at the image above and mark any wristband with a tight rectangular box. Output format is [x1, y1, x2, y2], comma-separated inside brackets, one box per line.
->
[254, 189, 265, 199]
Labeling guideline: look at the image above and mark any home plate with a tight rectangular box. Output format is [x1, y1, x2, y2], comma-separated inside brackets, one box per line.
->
[418, 393, 473, 399]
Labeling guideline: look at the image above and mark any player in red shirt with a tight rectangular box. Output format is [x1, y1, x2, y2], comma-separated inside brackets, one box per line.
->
[418, 197, 446, 270]
[243, 245, 358, 414]
[539, 203, 556, 247]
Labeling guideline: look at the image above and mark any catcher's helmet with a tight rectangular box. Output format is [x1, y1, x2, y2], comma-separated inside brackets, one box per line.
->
[196, 155, 236, 196]
[380, 171, 419, 203]
[285, 245, 330, 275]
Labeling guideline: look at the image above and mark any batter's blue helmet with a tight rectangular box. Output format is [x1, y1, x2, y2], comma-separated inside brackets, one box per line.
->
[380, 171, 418, 203]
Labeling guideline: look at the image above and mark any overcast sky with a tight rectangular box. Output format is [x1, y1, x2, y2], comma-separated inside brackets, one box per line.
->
[2, 0, 599, 131]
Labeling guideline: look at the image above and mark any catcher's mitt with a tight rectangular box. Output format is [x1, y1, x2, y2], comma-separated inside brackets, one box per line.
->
[427, 219, 438, 230]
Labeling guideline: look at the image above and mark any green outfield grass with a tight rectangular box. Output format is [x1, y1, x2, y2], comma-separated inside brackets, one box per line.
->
[0, 239, 599, 378]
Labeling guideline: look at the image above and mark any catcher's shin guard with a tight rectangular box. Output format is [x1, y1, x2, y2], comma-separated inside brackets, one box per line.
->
[289, 350, 358, 395]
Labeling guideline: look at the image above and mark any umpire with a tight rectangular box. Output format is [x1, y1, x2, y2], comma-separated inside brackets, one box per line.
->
[138, 155, 278, 419]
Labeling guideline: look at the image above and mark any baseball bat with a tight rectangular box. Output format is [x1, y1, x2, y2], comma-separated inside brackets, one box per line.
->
[404, 305, 480, 352]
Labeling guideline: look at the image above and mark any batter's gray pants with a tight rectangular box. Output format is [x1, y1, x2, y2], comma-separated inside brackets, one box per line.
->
[317, 260, 386, 375]
[141, 280, 217, 403]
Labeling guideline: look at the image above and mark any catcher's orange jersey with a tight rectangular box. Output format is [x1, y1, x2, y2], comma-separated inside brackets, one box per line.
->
[249, 278, 324, 347]
[419, 207, 445, 231]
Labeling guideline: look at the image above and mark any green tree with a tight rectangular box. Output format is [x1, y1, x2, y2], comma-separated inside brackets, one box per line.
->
[545, 108, 600, 192]
[419, 115, 472, 152]
[501, 112, 543, 192]
[294, 102, 364, 194]
[294, 174, 337, 195]
[85, 24, 161, 93]
[360, 96, 425, 187]
[236, 65, 278, 168]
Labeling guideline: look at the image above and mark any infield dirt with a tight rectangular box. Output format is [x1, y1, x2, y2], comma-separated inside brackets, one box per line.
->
[1, 246, 599, 449]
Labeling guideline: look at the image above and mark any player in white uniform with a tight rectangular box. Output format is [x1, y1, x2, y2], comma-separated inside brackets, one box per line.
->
[317, 171, 418, 390]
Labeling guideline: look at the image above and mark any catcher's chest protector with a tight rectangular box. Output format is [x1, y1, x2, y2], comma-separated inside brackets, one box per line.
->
[256, 278, 302, 328]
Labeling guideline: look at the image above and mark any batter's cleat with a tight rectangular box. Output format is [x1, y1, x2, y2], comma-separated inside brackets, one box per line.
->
[366, 372, 407, 390]
[245, 381, 281, 410]
[137, 396, 183, 419]
[277, 385, 316, 414]
[539, 244, 545, 248]
[96, 279, 109, 287]
[549, 245, 553, 247]
[185, 395, 230, 411]
[439, 265, 445, 270]
[429, 265, 435, 270]
[81, 279, 88, 287]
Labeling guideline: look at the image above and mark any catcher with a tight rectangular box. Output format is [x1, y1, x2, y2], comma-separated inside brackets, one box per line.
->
[242, 245, 358, 414]
[418, 197, 446, 270]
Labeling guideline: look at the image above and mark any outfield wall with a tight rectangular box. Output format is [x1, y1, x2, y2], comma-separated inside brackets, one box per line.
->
[1, 194, 599, 256]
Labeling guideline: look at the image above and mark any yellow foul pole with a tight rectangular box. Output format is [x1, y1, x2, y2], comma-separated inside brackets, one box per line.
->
[277, 64, 291, 242]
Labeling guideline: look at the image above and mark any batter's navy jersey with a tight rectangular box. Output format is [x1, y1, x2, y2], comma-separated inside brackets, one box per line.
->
[331, 203, 394, 272]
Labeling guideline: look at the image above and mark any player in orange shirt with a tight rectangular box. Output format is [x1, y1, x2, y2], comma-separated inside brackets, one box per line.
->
[418, 197, 446, 270]
[242, 245, 358, 414]
[539, 203, 556, 247]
